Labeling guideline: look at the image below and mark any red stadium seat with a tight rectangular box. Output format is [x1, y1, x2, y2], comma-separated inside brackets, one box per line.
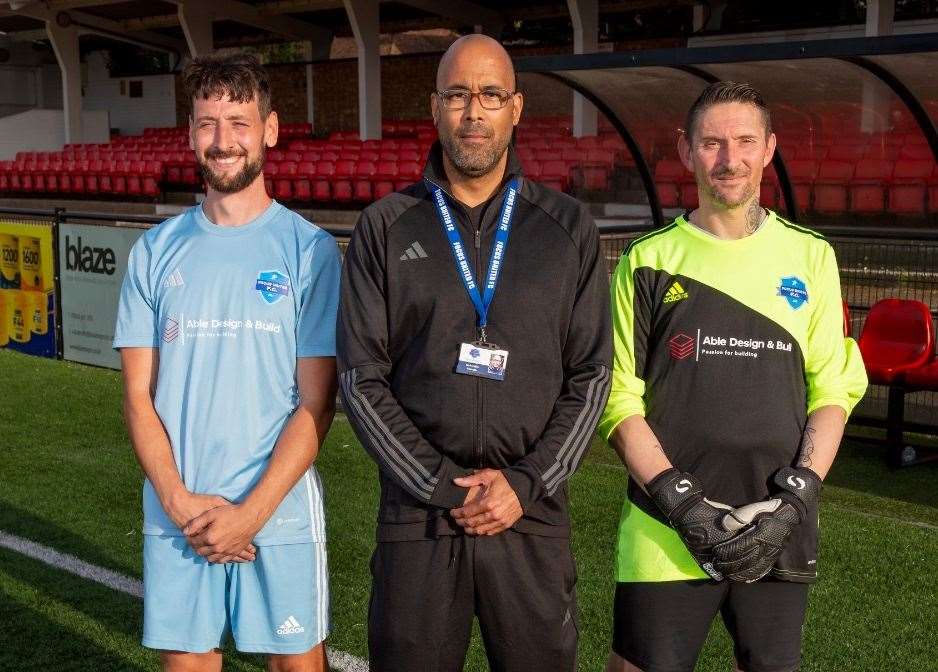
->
[655, 160, 686, 209]
[275, 161, 297, 201]
[313, 161, 334, 201]
[394, 161, 421, 191]
[263, 161, 278, 197]
[787, 159, 818, 211]
[760, 164, 780, 209]
[143, 161, 162, 197]
[32, 161, 48, 192]
[812, 160, 854, 213]
[332, 160, 356, 202]
[580, 148, 614, 191]
[540, 160, 568, 192]
[294, 161, 315, 201]
[827, 144, 866, 162]
[899, 144, 931, 160]
[889, 159, 933, 214]
[85, 159, 102, 193]
[930, 174, 938, 214]
[127, 160, 146, 196]
[353, 161, 376, 202]
[373, 160, 398, 200]
[905, 361, 938, 392]
[849, 159, 892, 213]
[45, 161, 61, 193]
[0, 161, 11, 192]
[858, 299, 934, 386]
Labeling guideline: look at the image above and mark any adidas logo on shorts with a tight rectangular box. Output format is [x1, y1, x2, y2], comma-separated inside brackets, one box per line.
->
[276, 615, 305, 636]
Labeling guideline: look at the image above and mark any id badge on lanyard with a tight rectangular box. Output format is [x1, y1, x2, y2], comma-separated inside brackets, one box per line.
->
[428, 178, 520, 381]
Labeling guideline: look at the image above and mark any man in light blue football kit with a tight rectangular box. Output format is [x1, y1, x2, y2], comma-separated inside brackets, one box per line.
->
[114, 54, 339, 672]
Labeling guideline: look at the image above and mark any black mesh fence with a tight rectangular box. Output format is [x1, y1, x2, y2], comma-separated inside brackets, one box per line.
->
[827, 230, 938, 427]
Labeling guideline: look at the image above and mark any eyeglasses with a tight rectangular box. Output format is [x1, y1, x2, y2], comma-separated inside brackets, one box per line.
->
[436, 88, 516, 111]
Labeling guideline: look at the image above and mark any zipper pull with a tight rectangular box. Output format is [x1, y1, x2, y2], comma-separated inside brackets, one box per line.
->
[474, 228, 481, 249]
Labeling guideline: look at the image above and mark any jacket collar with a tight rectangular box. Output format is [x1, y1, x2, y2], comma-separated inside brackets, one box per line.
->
[422, 140, 524, 197]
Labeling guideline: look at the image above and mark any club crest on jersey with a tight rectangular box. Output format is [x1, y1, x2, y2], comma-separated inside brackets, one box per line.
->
[777, 276, 808, 310]
[255, 270, 291, 305]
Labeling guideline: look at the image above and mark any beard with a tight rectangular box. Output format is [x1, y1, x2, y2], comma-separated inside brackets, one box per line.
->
[439, 122, 511, 178]
[197, 146, 266, 194]
[700, 168, 756, 209]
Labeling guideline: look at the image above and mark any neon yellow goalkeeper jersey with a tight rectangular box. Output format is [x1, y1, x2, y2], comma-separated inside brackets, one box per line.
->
[599, 211, 867, 583]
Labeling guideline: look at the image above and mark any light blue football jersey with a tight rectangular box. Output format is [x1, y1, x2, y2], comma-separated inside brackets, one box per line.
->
[113, 201, 340, 545]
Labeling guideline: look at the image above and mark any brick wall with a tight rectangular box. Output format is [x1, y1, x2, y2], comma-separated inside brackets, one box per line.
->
[174, 63, 310, 127]
[170, 37, 684, 134]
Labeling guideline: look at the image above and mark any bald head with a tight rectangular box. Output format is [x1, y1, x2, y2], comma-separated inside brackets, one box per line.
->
[432, 34, 522, 180]
[436, 34, 516, 92]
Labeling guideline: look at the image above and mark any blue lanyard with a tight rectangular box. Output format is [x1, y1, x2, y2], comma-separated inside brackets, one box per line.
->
[428, 177, 520, 342]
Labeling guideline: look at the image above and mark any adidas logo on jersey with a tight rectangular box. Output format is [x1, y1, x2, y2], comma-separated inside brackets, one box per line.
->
[663, 281, 688, 304]
[276, 615, 305, 636]
[400, 241, 429, 261]
[163, 269, 184, 288]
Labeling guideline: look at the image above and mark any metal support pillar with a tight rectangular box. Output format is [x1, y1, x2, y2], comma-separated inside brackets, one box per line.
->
[567, 0, 598, 137]
[343, 0, 381, 140]
[46, 19, 82, 144]
[862, 0, 895, 133]
[177, 0, 214, 57]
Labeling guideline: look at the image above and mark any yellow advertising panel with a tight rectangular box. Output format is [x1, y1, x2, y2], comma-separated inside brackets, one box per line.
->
[0, 220, 56, 358]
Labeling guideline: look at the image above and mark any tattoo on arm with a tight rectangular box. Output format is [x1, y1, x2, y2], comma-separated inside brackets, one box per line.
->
[745, 199, 765, 235]
[798, 425, 817, 468]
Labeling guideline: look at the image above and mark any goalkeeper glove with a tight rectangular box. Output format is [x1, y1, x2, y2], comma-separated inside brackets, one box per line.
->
[712, 466, 821, 583]
[646, 468, 737, 581]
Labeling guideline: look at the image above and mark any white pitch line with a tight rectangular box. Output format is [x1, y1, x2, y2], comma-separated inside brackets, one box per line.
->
[0, 530, 370, 672]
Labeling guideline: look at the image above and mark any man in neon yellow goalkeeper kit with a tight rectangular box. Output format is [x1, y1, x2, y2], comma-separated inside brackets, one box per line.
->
[600, 81, 867, 672]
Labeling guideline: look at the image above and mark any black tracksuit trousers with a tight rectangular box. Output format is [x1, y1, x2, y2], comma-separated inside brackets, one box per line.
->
[368, 531, 578, 672]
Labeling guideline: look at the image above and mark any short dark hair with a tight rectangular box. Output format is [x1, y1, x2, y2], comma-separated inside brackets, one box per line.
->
[183, 52, 272, 119]
[684, 81, 771, 141]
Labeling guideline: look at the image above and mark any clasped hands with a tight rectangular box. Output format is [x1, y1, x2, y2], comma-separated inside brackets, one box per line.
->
[450, 469, 524, 536]
[165, 489, 262, 564]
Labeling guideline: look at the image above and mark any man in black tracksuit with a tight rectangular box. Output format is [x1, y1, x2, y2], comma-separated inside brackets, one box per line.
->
[337, 35, 611, 671]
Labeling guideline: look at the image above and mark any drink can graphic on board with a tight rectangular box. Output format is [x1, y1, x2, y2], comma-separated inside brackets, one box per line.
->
[29, 290, 48, 335]
[19, 236, 42, 291]
[10, 290, 30, 343]
[0, 290, 10, 347]
[0, 234, 20, 289]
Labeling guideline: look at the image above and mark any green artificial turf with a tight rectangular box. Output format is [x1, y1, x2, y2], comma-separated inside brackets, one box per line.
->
[1, 349, 936, 670]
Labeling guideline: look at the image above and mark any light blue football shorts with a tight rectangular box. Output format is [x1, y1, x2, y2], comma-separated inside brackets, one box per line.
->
[142, 535, 330, 654]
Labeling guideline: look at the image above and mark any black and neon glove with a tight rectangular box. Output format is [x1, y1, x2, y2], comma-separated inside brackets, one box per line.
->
[712, 466, 822, 583]
[646, 468, 737, 581]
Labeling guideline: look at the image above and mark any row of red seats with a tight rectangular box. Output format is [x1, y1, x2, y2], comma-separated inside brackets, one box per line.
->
[261, 156, 611, 203]
[0, 159, 163, 197]
[779, 142, 933, 162]
[264, 160, 421, 203]
[655, 158, 938, 214]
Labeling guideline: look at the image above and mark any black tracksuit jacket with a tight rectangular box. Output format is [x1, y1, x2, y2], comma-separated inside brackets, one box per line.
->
[337, 143, 612, 541]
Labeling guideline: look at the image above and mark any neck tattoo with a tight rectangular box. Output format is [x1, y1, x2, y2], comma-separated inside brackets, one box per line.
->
[745, 200, 766, 235]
